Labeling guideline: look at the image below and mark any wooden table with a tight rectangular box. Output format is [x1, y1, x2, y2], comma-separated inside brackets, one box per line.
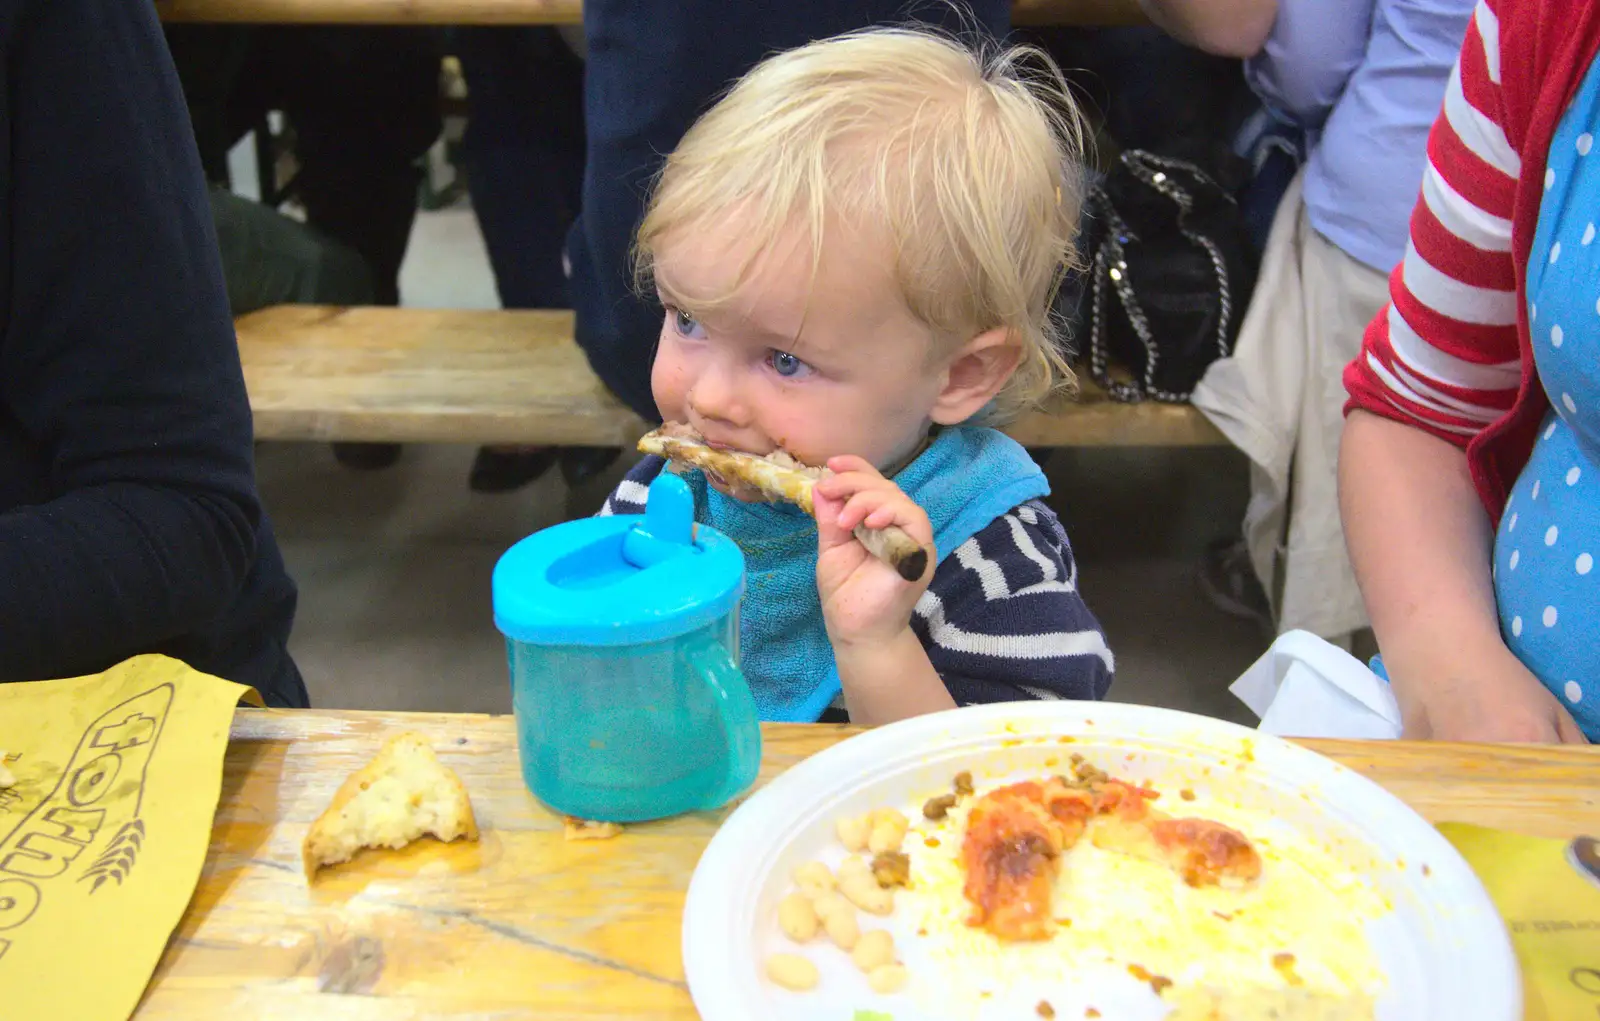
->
[154, 0, 1147, 26]
[135, 709, 1600, 1018]
[236, 306, 1227, 448]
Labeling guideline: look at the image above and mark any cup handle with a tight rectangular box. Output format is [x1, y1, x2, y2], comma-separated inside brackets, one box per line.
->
[683, 637, 762, 810]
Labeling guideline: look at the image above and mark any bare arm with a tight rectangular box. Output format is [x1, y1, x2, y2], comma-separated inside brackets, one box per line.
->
[834, 630, 957, 727]
[1340, 411, 1586, 742]
[1136, 0, 1278, 58]
[812, 457, 956, 725]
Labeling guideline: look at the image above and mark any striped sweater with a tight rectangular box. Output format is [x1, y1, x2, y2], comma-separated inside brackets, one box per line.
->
[601, 456, 1114, 709]
[1344, 0, 1600, 521]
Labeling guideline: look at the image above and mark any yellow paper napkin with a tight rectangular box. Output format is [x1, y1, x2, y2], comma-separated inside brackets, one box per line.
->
[1439, 822, 1600, 1021]
[0, 654, 259, 1021]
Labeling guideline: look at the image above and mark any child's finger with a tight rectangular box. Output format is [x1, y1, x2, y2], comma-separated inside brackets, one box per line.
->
[814, 470, 879, 503]
[817, 467, 901, 504]
[810, 482, 856, 550]
[839, 490, 933, 549]
[836, 488, 899, 533]
[864, 504, 903, 530]
[825, 454, 879, 478]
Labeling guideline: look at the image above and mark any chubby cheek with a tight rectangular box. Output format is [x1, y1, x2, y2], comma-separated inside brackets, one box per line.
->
[773, 400, 895, 468]
[802, 401, 928, 470]
[650, 334, 689, 422]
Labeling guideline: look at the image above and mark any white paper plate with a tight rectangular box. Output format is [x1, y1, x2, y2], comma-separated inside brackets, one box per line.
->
[683, 702, 1519, 1021]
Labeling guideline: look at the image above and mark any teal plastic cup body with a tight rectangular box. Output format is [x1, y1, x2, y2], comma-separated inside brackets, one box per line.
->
[492, 473, 761, 822]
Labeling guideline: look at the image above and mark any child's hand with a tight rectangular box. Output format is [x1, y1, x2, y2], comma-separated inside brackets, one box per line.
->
[811, 456, 935, 650]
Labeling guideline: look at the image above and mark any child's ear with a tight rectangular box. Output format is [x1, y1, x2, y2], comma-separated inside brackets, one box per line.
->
[930, 327, 1022, 426]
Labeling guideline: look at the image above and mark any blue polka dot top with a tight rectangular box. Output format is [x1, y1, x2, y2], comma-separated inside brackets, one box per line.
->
[1493, 56, 1600, 740]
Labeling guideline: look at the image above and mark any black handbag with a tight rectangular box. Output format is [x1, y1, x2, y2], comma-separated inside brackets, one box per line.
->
[1082, 149, 1257, 402]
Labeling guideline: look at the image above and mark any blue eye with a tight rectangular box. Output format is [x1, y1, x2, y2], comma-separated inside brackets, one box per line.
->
[768, 350, 812, 379]
[671, 308, 708, 339]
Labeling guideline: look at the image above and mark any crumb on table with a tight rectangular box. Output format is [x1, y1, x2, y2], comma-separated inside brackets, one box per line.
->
[563, 816, 624, 841]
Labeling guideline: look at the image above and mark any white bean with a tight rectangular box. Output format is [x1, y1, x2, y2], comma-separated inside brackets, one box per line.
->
[777, 892, 819, 943]
[866, 822, 904, 854]
[792, 861, 834, 900]
[851, 929, 896, 973]
[837, 854, 873, 886]
[823, 902, 860, 950]
[836, 813, 871, 852]
[867, 963, 910, 994]
[765, 953, 819, 991]
[865, 809, 910, 854]
[839, 875, 895, 916]
[811, 892, 851, 922]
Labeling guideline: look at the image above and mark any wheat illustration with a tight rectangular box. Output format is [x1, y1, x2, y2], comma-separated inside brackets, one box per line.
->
[80, 819, 145, 892]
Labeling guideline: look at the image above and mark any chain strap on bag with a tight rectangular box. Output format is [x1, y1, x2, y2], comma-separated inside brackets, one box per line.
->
[1085, 149, 1257, 403]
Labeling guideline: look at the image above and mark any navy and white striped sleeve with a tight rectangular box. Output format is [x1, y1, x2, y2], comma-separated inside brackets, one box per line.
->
[914, 499, 1113, 705]
[596, 455, 667, 516]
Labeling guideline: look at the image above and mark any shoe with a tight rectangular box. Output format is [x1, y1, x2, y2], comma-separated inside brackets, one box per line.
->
[558, 446, 622, 487]
[469, 446, 558, 493]
[332, 443, 402, 470]
[1197, 537, 1273, 629]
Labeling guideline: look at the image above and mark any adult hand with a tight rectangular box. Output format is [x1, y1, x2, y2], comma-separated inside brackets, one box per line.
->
[1394, 649, 1589, 743]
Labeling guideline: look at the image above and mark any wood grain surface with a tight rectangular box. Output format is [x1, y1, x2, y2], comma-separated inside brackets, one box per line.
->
[235, 306, 1226, 448]
[131, 709, 1599, 1019]
[155, 0, 1145, 25]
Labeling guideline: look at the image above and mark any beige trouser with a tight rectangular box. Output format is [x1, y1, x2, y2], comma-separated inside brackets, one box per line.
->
[1190, 171, 1391, 640]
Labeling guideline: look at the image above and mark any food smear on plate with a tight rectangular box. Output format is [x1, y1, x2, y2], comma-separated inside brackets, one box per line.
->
[904, 757, 1387, 1016]
[1163, 984, 1375, 1019]
[961, 759, 1262, 942]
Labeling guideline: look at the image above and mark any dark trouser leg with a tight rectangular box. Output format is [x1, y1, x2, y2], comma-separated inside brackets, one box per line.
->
[456, 28, 589, 491]
[208, 187, 375, 315]
[457, 27, 585, 310]
[239, 28, 442, 468]
[251, 26, 444, 306]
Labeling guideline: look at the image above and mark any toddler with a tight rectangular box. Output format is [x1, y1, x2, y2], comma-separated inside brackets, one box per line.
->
[600, 27, 1112, 724]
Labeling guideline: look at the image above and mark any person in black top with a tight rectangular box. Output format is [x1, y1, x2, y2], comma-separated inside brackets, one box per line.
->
[0, 0, 305, 706]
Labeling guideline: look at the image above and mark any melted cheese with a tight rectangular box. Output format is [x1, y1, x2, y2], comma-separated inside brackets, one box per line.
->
[898, 791, 1386, 1018]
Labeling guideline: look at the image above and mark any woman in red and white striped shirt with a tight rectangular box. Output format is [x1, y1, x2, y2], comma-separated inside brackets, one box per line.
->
[1341, 0, 1600, 743]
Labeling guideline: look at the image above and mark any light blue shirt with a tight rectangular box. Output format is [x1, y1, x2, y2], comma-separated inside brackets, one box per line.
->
[1246, 0, 1476, 272]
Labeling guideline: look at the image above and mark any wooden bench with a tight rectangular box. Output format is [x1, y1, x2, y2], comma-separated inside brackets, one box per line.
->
[155, 0, 1146, 26]
[236, 305, 1224, 448]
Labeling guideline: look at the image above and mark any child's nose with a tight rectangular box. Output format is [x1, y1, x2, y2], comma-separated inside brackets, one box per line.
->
[688, 359, 749, 427]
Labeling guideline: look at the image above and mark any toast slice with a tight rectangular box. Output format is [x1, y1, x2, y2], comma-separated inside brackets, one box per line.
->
[302, 731, 478, 878]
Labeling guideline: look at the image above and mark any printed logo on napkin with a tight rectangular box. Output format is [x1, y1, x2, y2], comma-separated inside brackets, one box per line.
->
[1439, 822, 1600, 1021]
[0, 655, 258, 1021]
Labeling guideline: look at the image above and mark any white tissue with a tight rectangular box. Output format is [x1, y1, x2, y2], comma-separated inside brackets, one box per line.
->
[1230, 630, 1403, 740]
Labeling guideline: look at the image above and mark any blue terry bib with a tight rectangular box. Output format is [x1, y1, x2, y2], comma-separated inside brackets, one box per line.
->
[678, 426, 1050, 721]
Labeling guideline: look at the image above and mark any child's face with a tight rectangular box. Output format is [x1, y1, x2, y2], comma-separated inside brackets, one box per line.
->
[649, 215, 950, 472]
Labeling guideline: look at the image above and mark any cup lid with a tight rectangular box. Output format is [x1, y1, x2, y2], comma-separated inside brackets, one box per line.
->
[492, 472, 744, 646]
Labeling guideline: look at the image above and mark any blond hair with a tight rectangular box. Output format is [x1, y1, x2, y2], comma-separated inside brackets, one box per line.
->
[634, 27, 1088, 424]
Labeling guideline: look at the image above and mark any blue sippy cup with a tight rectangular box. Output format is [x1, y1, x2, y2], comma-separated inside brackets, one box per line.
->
[492, 472, 761, 822]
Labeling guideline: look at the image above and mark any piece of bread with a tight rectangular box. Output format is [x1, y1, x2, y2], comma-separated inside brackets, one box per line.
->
[302, 731, 479, 879]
